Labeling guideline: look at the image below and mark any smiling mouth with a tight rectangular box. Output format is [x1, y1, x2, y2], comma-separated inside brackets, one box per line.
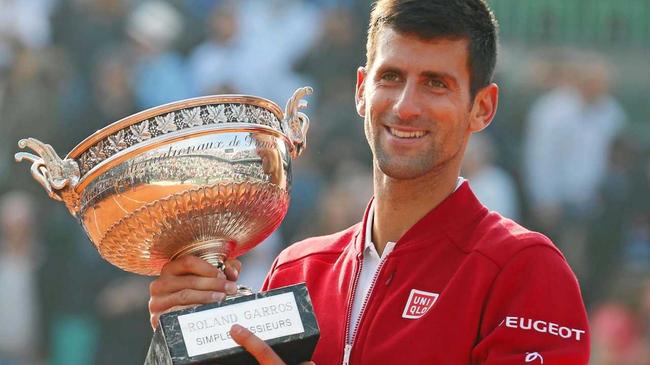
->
[387, 127, 428, 139]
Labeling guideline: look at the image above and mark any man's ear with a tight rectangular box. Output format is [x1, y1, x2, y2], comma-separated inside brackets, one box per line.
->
[355, 67, 367, 118]
[469, 83, 499, 132]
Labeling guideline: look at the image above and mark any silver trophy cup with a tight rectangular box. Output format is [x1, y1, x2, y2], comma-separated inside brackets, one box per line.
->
[16, 87, 320, 365]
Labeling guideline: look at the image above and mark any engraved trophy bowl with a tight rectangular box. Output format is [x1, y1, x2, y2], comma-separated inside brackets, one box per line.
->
[15, 87, 313, 276]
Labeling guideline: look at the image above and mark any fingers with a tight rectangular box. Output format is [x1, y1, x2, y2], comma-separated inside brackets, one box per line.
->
[230, 324, 285, 365]
[157, 256, 240, 282]
[160, 255, 221, 277]
[224, 259, 242, 281]
[150, 287, 227, 312]
[149, 256, 241, 330]
[150, 272, 235, 295]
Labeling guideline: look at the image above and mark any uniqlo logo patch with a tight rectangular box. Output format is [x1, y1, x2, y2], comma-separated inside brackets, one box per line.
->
[402, 289, 439, 319]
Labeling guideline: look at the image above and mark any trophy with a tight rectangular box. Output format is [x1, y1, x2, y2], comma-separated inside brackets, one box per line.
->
[15, 87, 320, 365]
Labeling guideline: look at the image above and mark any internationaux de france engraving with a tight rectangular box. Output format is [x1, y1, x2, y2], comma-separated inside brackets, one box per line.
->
[78, 104, 281, 176]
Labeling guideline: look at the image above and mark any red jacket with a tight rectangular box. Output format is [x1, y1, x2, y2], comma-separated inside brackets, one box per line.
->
[262, 182, 590, 364]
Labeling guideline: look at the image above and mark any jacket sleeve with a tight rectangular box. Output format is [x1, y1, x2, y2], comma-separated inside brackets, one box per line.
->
[471, 244, 590, 364]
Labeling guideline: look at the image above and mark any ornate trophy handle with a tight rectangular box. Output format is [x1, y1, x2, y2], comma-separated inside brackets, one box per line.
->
[15, 138, 81, 211]
[283, 86, 313, 158]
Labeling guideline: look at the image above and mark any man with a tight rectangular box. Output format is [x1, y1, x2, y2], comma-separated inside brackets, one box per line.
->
[149, 1, 591, 364]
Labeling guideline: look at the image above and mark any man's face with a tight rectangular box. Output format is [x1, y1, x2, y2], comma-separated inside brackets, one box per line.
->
[356, 28, 484, 180]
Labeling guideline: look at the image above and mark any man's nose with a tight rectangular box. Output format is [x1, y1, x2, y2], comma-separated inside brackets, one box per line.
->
[392, 82, 422, 121]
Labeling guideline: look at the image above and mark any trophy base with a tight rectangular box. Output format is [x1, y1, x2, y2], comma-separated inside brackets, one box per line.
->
[144, 283, 319, 365]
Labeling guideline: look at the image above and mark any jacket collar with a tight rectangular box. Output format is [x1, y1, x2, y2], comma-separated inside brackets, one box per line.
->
[355, 181, 488, 254]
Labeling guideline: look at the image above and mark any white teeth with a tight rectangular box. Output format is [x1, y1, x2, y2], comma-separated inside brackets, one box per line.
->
[389, 127, 426, 138]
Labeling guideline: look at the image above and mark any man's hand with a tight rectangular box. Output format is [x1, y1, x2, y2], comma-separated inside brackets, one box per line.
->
[148, 255, 241, 329]
[230, 324, 315, 365]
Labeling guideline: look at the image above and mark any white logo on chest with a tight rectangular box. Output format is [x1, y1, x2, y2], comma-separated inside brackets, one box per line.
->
[402, 289, 439, 319]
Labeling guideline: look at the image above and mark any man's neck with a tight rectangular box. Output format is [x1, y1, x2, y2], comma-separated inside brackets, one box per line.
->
[371, 166, 460, 256]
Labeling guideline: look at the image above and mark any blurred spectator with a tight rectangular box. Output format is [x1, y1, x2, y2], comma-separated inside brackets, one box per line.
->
[585, 134, 633, 301]
[50, 0, 129, 144]
[231, 0, 321, 102]
[188, 0, 322, 102]
[524, 53, 625, 230]
[0, 192, 43, 365]
[295, 6, 363, 101]
[40, 211, 101, 365]
[462, 133, 520, 220]
[51, 0, 128, 77]
[590, 301, 650, 365]
[281, 153, 326, 243]
[89, 45, 137, 126]
[187, 0, 245, 95]
[295, 6, 367, 175]
[624, 215, 650, 271]
[93, 270, 151, 365]
[62, 44, 137, 145]
[523, 53, 626, 276]
[589, 272, 650, 365]
[0, 44, 65, 195]
[127, 0, 194, 108]
[317, 161, 372, 235]
[0, 0, 55, 71]
[620, 151, 650, 272]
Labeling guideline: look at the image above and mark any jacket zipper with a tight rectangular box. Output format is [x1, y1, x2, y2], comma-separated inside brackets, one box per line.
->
[342, 252, 363, 365]
[342, 249, 393, 365]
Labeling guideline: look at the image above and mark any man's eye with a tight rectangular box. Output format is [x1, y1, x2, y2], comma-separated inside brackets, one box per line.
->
[427, 79, 446, 88]
[381, 72, 400, 82]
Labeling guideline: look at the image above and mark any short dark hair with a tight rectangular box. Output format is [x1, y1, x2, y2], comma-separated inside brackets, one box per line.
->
[366, 0, 498, 98]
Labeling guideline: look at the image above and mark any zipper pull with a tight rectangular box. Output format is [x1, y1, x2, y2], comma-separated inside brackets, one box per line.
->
[342, 343, 352, 365]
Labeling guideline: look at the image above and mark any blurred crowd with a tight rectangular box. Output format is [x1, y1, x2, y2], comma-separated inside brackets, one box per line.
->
[0, 0, 648, 364]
